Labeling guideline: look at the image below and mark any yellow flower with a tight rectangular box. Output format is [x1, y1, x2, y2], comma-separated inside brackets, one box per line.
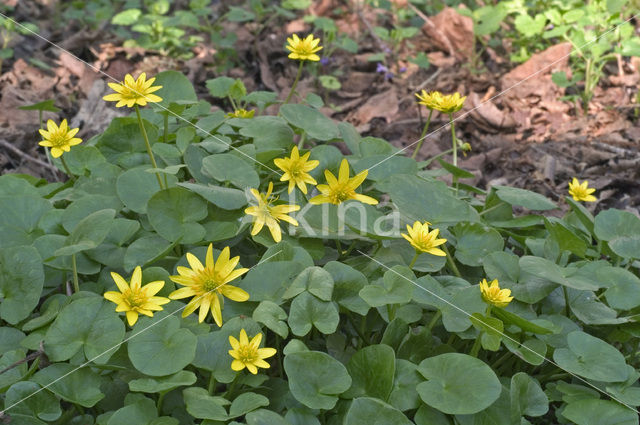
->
[103, 72, 163, 108]
[401, 221, 447, 256]
[434, 92, 466, 114]
[169, 244, 249, 326]
[286, 34, 323, 61]
[38, 119, 82, 158]
[227, 109, 255, 119]
[228, 329, 277, 375]
[568, 178, 597, 202]
[273, 146, 319, 194]
[103, 266, 170, 327]
[244, 182, 300, 242]
[415, 90, 443, 110]
[479, 278, 513, 308]
[309, 159, 378, 205]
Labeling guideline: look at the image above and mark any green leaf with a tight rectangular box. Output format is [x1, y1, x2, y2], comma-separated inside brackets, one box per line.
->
[0, 195, 51, 247]
[437, 159, 474, 179]
[206, 76, 238, 98]
[252, 301, 289, 338]
[246, 409, 289, 425]
[128, 314, 198, 376]
[359, 266, 414, 307]
[0, 327, 26, 355]
[594, 209, 640, 259]
[61, 194, 121, 232]
[288, 292, 339, 336]
[342, 344, 396, 400]
[604, 267, 640, 310]
[383, 175, 479, 224]
[416, 353, 501, 414]
[606, 0, 628, 14]
[562, 398, 638, 425]
[239, 116, 294, 150]
[554, 331, 630, 382]
[18, 99, 60, 112]
[129, 370, 197, 393]
[324, 261, 370, 315]
[45, 296, 125, 364]
[352, 155, 417, 182]
[147, 187, 208, 244]
[453, 222, 504, 266]
[229, 392, 270, 418]
[279, 104, 340, 141]
[494, 185, 557, 210]
[111, 8, 141, 24]
[55, 209, 116, 256]
[107, 397, 158, 425]
[510, 372, 548, 421]
[33, 364, 104, 407]
[178, 182, 247, 210]
[344, 397, 412, 425]
[470, 313, 503, 351]
[388, 359, 422, 411]
[201, 153, 260, 189]
[4, 381, 62, 422]
[282, 266, 334, 301]
[124, 234, 173, 272]
[0, 245, 44, 324]
[183, 387, 229, 420]
[154, 70, 198, 108]
[284, 350, 352, 409]
[544, 217, 588, 257]
[240, 261, 306, 302]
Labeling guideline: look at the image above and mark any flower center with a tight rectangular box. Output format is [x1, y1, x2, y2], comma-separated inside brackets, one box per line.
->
[124, 289, 146, 309]
[123, 82, 146, 99]
[48, 132, 68, 148]
[237, 345, 258, 363]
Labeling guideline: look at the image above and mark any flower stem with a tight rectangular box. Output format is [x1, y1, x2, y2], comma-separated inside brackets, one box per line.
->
[71, 253, 79, 293]
[157, 391, 166, 415]
[442, 244, 461, 278]
[449, 113, 459, 193]
[59, 156, 76, 182]
[409, 251, 419, 269]
[135, 105, 164, 190]
[284, 61, 304, 105]
[412, 109, 433, 159]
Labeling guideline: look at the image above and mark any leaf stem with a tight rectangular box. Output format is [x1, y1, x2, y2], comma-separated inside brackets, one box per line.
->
[135, 105, 164, 190]
[207, 373, 216, 395]
[284, 61, 304, 105]
[427, 310, 441, 331]
[470, 334, 482, 357]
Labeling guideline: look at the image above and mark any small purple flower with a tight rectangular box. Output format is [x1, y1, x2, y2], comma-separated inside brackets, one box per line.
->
[399, 66, 407, 73]
[383, 46, 391, 54]
[319, 57, 329, 66]
[376, 62, 388, 73]
[384, 72, 394, 81]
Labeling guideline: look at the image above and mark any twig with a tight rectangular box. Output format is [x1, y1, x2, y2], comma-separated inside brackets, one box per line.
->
[0, 342, 45, 375]
[0, 139, 60, 174]
[406, 2, 455, 58]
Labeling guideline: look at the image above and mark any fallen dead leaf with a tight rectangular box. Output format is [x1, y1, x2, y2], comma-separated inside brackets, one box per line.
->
[347, 86, 399, 126]
[422, 7, 473, 61]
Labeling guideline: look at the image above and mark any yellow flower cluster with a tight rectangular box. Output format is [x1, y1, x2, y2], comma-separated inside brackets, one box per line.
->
[285, 34, 323, 62]
[103, 73, 163, 108]
[402, 221, 447, 256]
[227, 109, 255, 119]
[415, 90, 466, 114]
[38, 119, 82, 158]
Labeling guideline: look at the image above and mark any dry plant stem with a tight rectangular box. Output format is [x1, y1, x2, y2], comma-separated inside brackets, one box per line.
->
[411, 109, 433, 159]
[71, 253, 79, 293]
[284, 61, 304, 105]
[0, 139, 59, 174]
[59, 155, 76, 182]
[135, 105, 164, 190]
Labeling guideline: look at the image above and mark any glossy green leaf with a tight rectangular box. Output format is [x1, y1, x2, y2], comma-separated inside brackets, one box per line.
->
[33, 364, 104, 407]
[0, 245, 44, 324]
[147, 187, 208, 243]
[279, 104, 339, 141]
[288, 292, 339, 336]
[284, 350, 352, 409]
[344, 397, 412, 425]
[562, 398, 638, 425]
[55, 209, 116, 256]
[343, 344, 395, 400]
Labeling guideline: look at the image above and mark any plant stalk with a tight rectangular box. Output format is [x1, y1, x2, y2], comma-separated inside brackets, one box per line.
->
[409, 251, 419, 269]
[411, 109, 433, 159]
[284, 61, 304, 105]
[71, 253, 79, 293]
[135, 105, 164, 190]
[59, 156, 76, 182]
